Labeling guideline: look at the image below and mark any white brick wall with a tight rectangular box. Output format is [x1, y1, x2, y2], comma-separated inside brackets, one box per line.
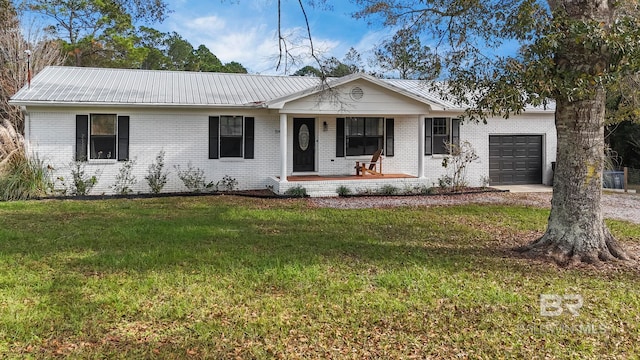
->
[27, 107, 556, 195]
[307, 113, 556, 188]
[28, 108, 282, 195]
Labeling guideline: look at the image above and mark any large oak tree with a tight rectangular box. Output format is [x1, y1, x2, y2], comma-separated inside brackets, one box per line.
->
[278, 0, 640, 265]
[353, 0, 640, 265]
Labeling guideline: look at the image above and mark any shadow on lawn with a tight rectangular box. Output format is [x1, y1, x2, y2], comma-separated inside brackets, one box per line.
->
[0, 197, 543, 277]
[60, 217, 522, 277]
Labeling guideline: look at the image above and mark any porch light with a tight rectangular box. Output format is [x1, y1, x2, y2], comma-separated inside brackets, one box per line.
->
[323, 121, 328, 131]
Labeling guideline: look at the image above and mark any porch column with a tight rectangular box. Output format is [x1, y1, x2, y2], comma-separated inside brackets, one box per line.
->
[279, 113, 288, 183]
[418, 114, 426, 178]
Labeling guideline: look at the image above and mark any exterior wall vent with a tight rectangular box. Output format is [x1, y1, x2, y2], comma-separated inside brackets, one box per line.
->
[350, 86, 364, 101]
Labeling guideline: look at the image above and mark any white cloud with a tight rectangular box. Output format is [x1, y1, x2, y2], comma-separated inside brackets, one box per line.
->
[183, 15, 227, 33]
[160, 1, 366, 74]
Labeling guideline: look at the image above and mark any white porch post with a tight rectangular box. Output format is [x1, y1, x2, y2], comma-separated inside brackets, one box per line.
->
[418, 114, 426, 179]
[279, 113, 288, 183]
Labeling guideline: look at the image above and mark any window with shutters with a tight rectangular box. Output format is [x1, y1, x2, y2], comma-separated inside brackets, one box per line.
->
[75, 114, 129, 161]
[209, 116, 254, 159]
[425, 117, 460, 155]
[345, 117, 384, 156]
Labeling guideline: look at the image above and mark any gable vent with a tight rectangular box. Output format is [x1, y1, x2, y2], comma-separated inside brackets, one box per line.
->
[350, 86, 364, 101]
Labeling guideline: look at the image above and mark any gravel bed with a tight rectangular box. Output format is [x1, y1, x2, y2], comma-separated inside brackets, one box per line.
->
[310, 191, 640, 224]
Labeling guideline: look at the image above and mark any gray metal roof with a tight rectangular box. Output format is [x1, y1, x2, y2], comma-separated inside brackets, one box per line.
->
[10, 66, 553, 112]
[10, 66, 321, 107]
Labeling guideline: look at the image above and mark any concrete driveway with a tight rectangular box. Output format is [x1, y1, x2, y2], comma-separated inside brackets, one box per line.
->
[492, 184, 553, 193]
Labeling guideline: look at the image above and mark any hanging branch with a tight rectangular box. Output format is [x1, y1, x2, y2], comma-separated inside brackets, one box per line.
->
[276, 0, 325, 78]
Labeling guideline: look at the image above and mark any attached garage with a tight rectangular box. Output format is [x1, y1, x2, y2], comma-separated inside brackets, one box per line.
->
[489, 135, 543, 185]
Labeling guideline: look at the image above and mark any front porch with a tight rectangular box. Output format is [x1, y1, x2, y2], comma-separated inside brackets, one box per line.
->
[267, 174, 431, 197]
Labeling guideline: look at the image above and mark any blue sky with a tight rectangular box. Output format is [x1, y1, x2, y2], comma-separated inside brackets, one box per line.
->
[156, 0, 389, 74]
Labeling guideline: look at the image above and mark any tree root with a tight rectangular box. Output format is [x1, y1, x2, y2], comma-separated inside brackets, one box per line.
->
[515, 230, 634, 267]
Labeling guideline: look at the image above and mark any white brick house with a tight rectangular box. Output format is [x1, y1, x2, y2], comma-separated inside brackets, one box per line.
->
[10, 66, 556, 196]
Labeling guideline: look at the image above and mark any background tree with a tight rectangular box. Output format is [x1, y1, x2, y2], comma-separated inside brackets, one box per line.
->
[138, 30, 247, 73]
[605, 74, 640, 168]
[192, 45, 223, 72]
[222, 61, 247, 74]
[1, 0, 63, 131]
[373, 28, 436, 79]
[606, 121, 640, 169]
[138, 26, 168, 70]
[350, 0, 640, 264]
[293, 65, 322, 77]
[292, 48, 363, 77]
[165, 32, 195, 70]
[20, 0, 169, 66]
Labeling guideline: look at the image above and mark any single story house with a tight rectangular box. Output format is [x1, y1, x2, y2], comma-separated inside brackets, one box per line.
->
[10, 66, 556, 196]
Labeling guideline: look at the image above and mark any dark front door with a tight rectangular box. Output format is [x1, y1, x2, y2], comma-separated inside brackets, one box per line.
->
[293, 118, 315, 172]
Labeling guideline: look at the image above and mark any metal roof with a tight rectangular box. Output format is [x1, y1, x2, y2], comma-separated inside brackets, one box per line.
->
[10, 66, 321, 107]
[10, 66, 553, 112]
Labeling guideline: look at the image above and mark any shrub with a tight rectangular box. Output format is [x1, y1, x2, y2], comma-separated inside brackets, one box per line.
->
[0, 119, 23, 165]
[0, 154, 53, 201]
[479, 175, 491, 188]
[112, 159, 137, 195]
[218, 175, 238, 192]
[438, 175, 453, 189]
[285, 185, 307, 197]
[356, 188, 376, 196]
[145, 151, 168, 194]
[174, 163, 214, 193]
[404, 184, 435, 195]
[0, 120, 53, 200]
[336, 185, 352, 196]
[418, 185, 436, 195]
[441, 141, 479, 190]
[66, 161, 99, 196]
[378, 184, 399, 195]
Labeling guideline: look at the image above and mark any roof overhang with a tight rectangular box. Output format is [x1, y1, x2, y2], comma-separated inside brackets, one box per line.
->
[8, 100, 268, 110]
[265, 73, 456, 111]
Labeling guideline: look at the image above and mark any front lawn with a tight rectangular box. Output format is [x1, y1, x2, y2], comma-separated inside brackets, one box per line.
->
[0, 196, 638, 359]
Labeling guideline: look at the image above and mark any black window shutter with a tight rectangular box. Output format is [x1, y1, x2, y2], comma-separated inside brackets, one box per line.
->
[117, 116, 130, 161]
[452, 119, 460, 147]
[385, 118, 394, 157]
[425, 118, 433, 155]
[209, 116, 219, 159]
[75, 115, 88, 161]
[336, 118, 345, 157]
[244, 117, 254, 159]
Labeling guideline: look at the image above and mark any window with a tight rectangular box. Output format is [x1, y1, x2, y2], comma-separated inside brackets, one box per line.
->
[209, 116, 255, 159]
[75, 114, 129, 161]
[425, 117, 460, 155]
[90, 114, 116, 159]
[220, 115, 243, 157]
[345, 117, 384, 156]
[336, 117, 394, 157]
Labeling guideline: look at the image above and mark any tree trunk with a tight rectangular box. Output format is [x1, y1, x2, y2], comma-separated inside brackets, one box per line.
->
[518, 90, 630, 264]
[517, 0, 633, 265]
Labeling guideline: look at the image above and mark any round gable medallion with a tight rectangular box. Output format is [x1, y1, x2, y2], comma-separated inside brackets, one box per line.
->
[350, 86, 364, 101]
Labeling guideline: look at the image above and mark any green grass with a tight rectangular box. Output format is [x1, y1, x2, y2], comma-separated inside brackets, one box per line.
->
[0, 196, 639, 359]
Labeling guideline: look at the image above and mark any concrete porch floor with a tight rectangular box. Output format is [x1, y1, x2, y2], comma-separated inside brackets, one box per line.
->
[286, 174, 415, 181]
